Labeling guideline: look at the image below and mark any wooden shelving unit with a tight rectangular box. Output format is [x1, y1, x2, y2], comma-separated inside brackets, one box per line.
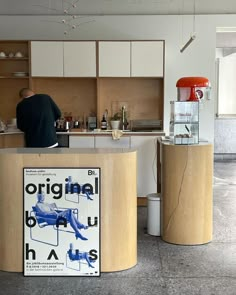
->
[0, 40, 164, 126]
[0, 41, 30, 121]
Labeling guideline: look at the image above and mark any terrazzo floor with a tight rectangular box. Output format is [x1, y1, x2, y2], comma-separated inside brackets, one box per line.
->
[0, 160, 236, 295]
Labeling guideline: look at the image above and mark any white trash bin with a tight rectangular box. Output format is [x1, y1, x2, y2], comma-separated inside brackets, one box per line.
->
[147, 193, 161, 236]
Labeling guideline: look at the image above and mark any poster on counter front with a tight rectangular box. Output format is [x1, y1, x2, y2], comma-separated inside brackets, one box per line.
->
[23, 167, 100, 276]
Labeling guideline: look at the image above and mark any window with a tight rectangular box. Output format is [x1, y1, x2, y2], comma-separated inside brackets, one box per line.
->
[216, 47, 236, 117]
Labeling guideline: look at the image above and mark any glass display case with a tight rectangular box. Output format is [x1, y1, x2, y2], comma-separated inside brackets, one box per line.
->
[169, 101, 199, 145]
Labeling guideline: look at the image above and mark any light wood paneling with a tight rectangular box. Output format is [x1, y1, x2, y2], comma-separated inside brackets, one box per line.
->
[0, 135, 3, 148]
[0, 149, 137, 272]
[2, 133, 25, 147]
[31, 78, 97, 120]
[156, 139, 161, 193]
[97, 77, 163, 122]
[0, 79, 29, 121]
[161, 143, 213, 245]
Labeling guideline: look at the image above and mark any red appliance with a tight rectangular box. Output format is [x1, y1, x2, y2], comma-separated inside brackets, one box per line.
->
[176, 77, 211, 101]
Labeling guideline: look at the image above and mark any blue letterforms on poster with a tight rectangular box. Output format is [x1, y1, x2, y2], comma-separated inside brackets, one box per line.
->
[23, 168, 100, 276]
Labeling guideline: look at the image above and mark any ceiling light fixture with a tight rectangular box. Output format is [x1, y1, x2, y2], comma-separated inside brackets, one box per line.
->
[180, 0, 196, 53]
[34, 0, 94, 36]
[180, 34, 196, 53]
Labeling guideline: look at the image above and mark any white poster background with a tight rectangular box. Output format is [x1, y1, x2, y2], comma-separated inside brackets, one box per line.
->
[24, 168, 100, 276]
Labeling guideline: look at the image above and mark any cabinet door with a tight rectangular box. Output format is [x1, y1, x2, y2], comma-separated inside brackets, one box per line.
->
[131, 41, 164, 77]
[31, 41, 63, 77]
[69, 136, 95, 148]
[131, 136, 158, 197]
[64, 42, 96, 77]
[95, 136, 130, 148]
[98, 41, 130, 77]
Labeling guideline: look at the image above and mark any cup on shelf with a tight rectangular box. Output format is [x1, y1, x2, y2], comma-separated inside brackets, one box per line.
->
[8, 52, 14, 58]
[0, 51, 6, 58]
[15, 51, 23, 58]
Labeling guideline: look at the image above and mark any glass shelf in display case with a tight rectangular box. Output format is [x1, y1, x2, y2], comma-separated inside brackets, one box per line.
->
[169, 101, 199, 145]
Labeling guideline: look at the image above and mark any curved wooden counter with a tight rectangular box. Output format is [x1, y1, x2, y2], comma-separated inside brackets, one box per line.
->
[0, 148, 137, 272]
[161, 142, 213, 245]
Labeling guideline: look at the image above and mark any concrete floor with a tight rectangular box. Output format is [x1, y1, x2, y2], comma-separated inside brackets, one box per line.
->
[0, 160, 236, 295]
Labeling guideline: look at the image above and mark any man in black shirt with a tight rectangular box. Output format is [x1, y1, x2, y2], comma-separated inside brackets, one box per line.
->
[16, 88, 61, 147]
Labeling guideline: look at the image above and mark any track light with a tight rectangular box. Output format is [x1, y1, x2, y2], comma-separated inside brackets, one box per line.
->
[180, 35, 196, 53]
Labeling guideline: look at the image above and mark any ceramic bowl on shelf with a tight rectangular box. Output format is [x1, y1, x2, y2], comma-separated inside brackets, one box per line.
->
[0, 51, 6, 58]
[14, 51, 24, 58]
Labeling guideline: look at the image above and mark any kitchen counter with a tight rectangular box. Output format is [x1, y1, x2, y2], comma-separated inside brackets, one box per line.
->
[0, 130, 165, 138]
[0, 132, 164, 198]
[0, 148, 137, 273]
[0, 130, 164, 149]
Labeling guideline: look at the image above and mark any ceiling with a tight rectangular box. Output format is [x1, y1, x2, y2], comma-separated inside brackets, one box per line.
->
[1, 0, 236, 16]
[1, 0, 236, 47]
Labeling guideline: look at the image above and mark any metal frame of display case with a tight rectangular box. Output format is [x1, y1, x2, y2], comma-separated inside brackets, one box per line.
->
[169, 101, 199, 145]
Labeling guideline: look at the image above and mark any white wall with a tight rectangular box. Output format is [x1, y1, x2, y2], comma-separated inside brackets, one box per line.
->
[218, 53, 236, 114]
[1, 14, 236, 142]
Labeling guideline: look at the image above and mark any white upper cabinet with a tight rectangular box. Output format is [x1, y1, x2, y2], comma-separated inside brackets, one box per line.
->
[131, 41, 164, 77]
[31, 41, 96, 77]
[64, 42, 96, 77]
[98, 41, 131, 77]
[31, 41, 64, 77]
[31, 40, 164, 78]
[98, 41, 164, 77]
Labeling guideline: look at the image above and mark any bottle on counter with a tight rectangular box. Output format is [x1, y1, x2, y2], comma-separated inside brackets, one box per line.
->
[101, 114, 107, 130]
